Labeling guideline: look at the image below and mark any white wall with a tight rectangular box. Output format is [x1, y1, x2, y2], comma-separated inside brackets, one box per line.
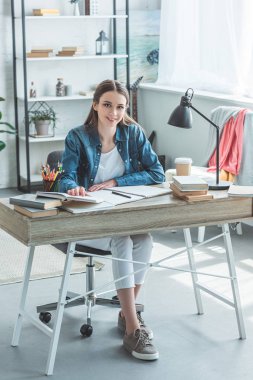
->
[138, 84, 253, 170]
[0, 1, 16, 188]
[0, 0, 161, 189]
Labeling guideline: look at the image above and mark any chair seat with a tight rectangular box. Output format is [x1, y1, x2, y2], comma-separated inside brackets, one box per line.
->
[53, 243, 111, 257]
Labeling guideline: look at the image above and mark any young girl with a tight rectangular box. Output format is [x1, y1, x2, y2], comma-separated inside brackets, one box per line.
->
[60, 79, 164, 361]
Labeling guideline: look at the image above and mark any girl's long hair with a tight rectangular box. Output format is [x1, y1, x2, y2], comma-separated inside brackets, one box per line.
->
[84, 79, 137, 127]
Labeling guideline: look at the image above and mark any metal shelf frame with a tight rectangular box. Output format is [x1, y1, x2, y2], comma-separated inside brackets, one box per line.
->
[11, 0, 130, 192]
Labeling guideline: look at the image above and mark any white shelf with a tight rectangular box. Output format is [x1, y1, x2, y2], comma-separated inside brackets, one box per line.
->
[19, 135, 66, 143]
[18, 94, 94, 102]
[23, 54, 127, 62]
[25, 15, 128, 20]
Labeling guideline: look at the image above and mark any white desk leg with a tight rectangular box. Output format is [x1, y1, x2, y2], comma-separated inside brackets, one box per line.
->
[45, 242, 75, 376]
[222, 224, 246, 339]
[183, 228, 204, 315]
[12, 246, 35, 346]
[197, 226, 205, 243]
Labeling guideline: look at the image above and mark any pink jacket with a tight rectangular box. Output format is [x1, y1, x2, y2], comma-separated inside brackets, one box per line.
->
[208, 109, 247, 175]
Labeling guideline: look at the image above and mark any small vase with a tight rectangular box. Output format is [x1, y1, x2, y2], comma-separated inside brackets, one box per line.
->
[74, 3, 80, 16]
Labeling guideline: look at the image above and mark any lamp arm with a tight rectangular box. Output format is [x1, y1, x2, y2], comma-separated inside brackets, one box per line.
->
[189, 104, 220, 185]
[189, 104, 220, 131]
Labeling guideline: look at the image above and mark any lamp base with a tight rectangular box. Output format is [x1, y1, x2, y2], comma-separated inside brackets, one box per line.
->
[207, 180, 232, 191]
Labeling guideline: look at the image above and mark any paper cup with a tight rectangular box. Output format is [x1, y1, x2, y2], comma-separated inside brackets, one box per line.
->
[175, 157, 192, 176]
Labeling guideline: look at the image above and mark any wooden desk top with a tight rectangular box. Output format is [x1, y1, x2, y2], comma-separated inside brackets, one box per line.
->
[0, 193, 252, 246]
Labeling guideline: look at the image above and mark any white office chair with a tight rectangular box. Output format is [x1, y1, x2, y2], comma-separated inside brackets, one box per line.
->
[37, 242, 143, 336]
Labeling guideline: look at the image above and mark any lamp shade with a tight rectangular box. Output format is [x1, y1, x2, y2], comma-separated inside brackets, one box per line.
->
[168, 95, 193, 129]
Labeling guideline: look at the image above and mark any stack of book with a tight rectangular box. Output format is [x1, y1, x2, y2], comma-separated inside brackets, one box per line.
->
[27, 48, 54, 58]
[9, 192, 102, 218]
[32, 9, 60, 16]
[56, 46, 85, 57]
[171, 176, 213, 202]
[9, 194, 61, 218]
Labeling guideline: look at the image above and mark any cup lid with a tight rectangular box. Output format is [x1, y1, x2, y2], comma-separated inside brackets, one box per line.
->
[174, 157, 192, 164]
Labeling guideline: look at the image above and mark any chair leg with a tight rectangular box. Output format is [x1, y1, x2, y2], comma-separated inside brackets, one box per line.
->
[80, 258, 96, 337]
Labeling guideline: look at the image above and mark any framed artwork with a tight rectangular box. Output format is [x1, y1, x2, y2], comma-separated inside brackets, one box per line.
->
[117, 1, 161, 85]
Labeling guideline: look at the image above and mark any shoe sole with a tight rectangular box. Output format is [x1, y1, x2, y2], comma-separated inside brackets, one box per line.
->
[124, 342, 159, 361]
[132, 351, 159, 361]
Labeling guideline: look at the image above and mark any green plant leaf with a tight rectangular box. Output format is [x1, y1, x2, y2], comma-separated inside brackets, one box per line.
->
[0, 121, 16, 131]
[0, 141, 6, 151]
[0, 97, 5, 102]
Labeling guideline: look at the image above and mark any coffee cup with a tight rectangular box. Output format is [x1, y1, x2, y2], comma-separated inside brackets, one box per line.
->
[175, 157, 192, 176]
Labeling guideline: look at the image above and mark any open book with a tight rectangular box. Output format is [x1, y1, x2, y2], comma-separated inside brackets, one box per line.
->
[36, 191, 103, 204]
[59, 185, 171, 213]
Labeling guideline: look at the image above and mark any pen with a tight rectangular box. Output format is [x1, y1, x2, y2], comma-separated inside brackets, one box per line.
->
[112, 191, 132, 199]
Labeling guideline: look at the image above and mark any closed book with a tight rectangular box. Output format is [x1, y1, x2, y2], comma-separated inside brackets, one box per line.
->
[33, 9, 60, 14]
[228, 185, 253, 197]
[170, 182, 208, 196]
[31, 49, 54, 53]
[9, 194, 62, 210]
[27, 52, 51, 58]
[172, 176, 208, 191]
[14, 205, 58, 218]
[62, 47, 85, 52]
[173, 193, 213, 202]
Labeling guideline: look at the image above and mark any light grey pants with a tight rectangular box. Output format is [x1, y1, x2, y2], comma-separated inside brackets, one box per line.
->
[78, 234, 153, 290]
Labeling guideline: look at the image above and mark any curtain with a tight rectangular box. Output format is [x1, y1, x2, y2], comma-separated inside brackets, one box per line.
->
[157, 0, 253, 97]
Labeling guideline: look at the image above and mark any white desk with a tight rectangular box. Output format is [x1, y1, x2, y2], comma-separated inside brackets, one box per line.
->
[0, 193, 252, 375]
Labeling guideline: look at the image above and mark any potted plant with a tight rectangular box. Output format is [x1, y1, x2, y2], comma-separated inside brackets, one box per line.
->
[28, 103, 57, 136]
[0, 97, 16, 151]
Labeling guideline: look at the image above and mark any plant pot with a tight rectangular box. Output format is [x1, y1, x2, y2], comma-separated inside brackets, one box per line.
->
[35, 120, 51, 136]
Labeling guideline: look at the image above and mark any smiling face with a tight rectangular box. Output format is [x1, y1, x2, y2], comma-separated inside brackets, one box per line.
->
[93, 91, 127, 130]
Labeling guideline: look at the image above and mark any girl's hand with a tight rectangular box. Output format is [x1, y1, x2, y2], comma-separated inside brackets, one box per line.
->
[88, 179, 117, 192]
[67, 186, 86, 196]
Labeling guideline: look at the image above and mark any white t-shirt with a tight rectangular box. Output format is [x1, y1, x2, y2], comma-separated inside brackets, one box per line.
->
[94, 146, 125, 184]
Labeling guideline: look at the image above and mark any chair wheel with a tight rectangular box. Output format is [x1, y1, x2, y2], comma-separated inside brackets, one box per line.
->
[39, 312, 52, 324]
[80, 324, 93, 337]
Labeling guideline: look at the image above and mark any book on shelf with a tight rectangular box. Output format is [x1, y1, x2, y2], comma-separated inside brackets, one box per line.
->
[228, 185, 253, 197]
[33, 9, 60, 16]
[172, 176, 209, 191]
[36, 191, 103, 204]
[27, 52, 53, 58]
[31, 48, 54, 53]
[170, 182, 208, 197]
[62, 46, 85, 52]
[9, 194, 62, 210]
[14, 204, 58, 218]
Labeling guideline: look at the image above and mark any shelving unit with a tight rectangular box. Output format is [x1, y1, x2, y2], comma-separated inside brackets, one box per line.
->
[11, 0, 130, 192]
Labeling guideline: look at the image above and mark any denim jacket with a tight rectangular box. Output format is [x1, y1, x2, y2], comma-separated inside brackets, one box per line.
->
[59, 123, 165, 192]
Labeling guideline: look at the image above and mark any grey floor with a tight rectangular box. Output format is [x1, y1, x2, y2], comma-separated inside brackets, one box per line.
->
[1, 188, 253, 380]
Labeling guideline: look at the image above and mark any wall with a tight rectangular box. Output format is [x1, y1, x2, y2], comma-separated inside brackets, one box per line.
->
[0, 0, 161, 189]
[0, 1, 16, 189]
[138, 84, 253, 170]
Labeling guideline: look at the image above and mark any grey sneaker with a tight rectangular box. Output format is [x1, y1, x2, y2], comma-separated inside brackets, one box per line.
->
[123, 329, 159, 361]
[118, 311, 154, 339]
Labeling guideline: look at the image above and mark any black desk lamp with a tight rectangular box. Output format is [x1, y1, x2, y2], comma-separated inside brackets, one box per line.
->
[168, 88, 231, 190]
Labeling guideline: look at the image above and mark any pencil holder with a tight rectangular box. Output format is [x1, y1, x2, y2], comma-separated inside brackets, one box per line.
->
[43, 180, 59, 192]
